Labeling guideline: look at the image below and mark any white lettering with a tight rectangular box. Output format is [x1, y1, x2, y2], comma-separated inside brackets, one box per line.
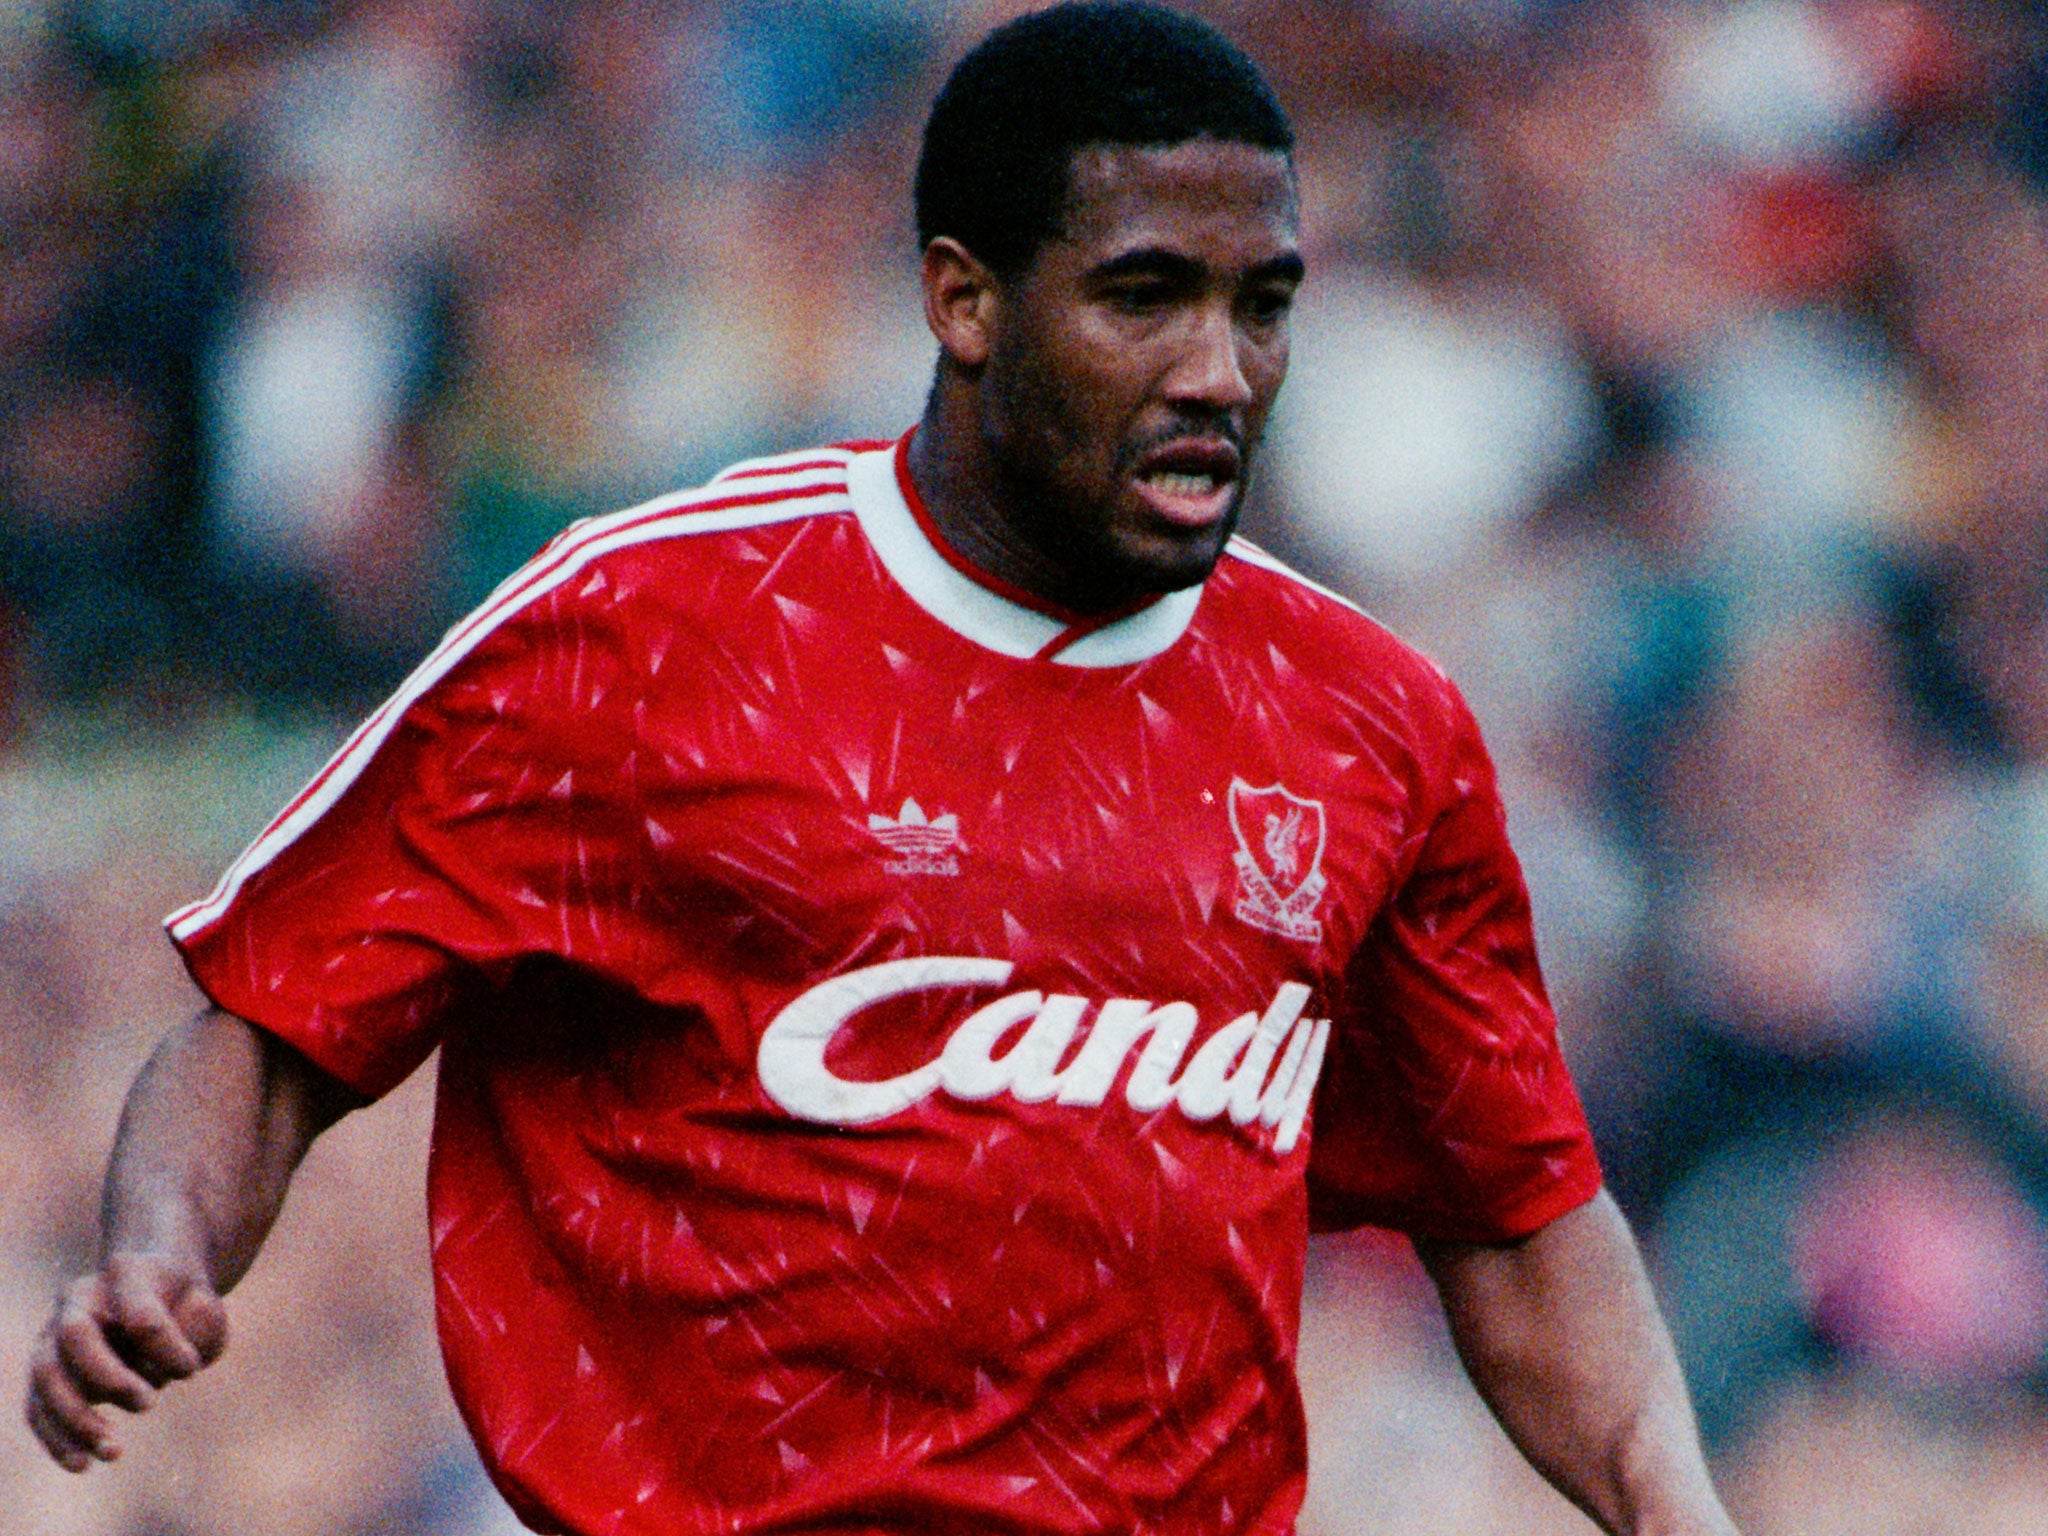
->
[1055, 999, 1197, 1111]
[1267, 1018, 1331, 1154]
[1009, 995, 1089, 1103]
[758, 956, 1012, 1125]
[1174, 1012, 1260, 1121]
[1250, 1013, 1312, 1128]
[1230, 984, 1312, 1125]
[939, 992, 1088, 1102]
[1178, 982, 1312, 1122]
[755, 958, 1332, 1153]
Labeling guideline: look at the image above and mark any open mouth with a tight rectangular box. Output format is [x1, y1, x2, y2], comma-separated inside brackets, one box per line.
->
[1130, 438, 1241, 529]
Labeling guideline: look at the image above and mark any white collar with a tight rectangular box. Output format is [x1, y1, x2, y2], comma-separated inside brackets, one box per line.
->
[845, 442, 1203, 668]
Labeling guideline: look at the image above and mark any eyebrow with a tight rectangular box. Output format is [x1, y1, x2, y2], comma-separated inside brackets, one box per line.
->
[1085, 247, 1306, 286]
[1251, 252, 1307, 285]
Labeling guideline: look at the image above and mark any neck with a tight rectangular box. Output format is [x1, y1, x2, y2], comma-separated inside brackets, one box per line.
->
[906, 375, 1146, 617]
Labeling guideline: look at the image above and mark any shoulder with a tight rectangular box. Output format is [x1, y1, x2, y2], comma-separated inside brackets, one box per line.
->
[1214, 535, 1391, 647]
[465, 443, 875, 641]
[1207, 537, 1487, 797]
[364, 445, 874, 726]
[1213, 537, 1460, 701]
[529, 444, 866, 587]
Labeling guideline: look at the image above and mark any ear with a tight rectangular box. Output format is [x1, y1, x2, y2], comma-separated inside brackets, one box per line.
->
[921, 237, 1000, 370]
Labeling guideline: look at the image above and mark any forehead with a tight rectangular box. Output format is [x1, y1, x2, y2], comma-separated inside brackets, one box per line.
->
[1055, 138, 1299, 260]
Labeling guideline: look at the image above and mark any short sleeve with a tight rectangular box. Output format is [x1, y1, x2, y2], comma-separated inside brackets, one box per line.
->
[1306, 681, 1602, 1241]
[166, 571, 645, 1100]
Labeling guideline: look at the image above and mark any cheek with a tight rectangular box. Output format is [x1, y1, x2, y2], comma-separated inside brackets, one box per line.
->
[1245, 335, 1292, 425]
[1247, 322, 1290, 383]
[999, 334, 1140, 462]
[987, 333, 1059, 447]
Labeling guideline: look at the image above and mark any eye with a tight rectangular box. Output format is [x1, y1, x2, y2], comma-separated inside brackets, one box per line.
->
[1243, 285, 1296, 326]
[1107, 281, 1175, 315]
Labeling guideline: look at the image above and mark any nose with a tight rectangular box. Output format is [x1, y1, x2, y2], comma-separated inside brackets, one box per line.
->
[1167, 304, 1254, 412]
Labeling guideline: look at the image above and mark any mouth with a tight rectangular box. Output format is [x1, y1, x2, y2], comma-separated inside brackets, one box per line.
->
[1129, 437, 1242, 530]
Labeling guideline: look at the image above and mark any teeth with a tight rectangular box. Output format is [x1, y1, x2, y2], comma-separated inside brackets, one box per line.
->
[1148, 471, 1216, 496]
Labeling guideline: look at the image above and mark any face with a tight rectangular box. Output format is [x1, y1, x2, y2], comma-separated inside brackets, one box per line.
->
[976, 139, 1302, 608]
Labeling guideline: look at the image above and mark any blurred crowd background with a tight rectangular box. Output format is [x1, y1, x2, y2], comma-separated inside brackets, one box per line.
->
[4, 0, 2048, 1531]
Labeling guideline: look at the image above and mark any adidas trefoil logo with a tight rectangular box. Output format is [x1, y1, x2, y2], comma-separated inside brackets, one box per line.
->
[868, 798, 963, 877]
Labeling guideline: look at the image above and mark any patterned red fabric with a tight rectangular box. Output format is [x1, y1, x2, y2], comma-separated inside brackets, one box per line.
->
[169, 440, 1600, 1536]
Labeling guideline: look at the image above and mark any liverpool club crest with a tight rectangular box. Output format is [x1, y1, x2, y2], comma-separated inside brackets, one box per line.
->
[1227, 779, 1329, 942]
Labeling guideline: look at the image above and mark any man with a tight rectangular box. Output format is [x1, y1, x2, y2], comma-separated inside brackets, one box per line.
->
[27, 5, 1738, 1533]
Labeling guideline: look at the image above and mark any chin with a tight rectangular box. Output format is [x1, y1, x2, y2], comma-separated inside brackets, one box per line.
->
[1109, 527, 1234, 596]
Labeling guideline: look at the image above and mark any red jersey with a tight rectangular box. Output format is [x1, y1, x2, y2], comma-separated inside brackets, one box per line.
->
[169, 436, 1600, 1536]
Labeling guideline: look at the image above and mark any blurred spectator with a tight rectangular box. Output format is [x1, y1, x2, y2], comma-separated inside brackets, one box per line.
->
[206, 171, 438, 675]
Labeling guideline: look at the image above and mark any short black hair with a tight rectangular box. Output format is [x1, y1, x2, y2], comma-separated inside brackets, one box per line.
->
[915, 2, 1294, 278]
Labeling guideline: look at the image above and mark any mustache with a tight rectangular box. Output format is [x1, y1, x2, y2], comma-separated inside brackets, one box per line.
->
[1119, 412, 1247, 470]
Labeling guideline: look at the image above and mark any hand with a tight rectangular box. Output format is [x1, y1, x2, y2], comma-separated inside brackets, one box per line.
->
[24, 1251, 228, 1471]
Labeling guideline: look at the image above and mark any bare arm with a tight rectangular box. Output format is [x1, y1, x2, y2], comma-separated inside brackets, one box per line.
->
[1414, 1189, 1738, 1536]
[25, 1006, 364, 1471]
